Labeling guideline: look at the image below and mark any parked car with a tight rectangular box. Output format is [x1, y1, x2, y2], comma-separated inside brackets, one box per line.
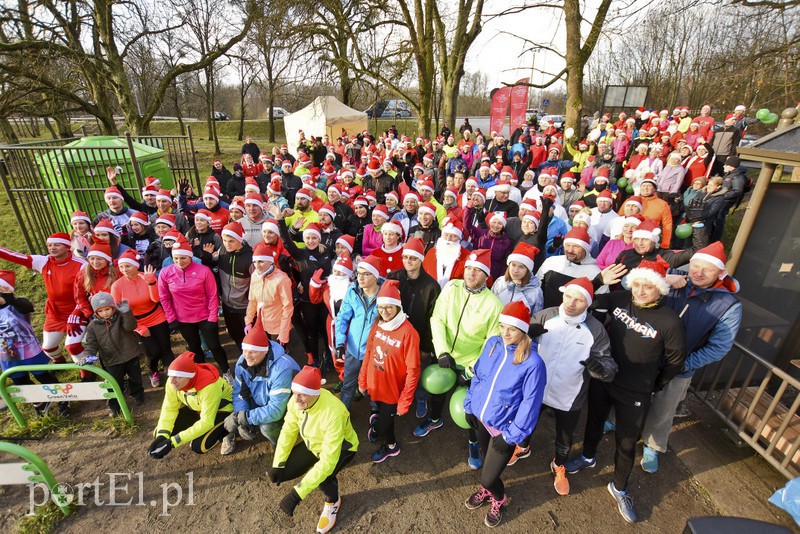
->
[365, 99, 413, 118]
[269, 107, 289, 118]
[540, 114, 565, 129]
[213, 111, 229, 121]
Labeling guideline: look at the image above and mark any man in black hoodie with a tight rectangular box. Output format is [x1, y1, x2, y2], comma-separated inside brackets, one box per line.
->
[211, 222, 253, 351]
[280, 160, 303, 207]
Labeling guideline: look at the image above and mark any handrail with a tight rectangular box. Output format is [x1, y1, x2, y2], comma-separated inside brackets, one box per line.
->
[0, 441, 72, 515]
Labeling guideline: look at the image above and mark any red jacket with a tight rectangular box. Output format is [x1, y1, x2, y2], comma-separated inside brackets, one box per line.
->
[358, 316, 421, 414]
[73, 265, 114, 319]
[371, 244, 404, 276]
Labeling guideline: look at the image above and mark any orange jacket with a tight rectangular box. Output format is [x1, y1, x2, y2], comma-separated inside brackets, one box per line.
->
[110, 274, 166, 330]
[358, 315, 421, 415]
[245, 268, 294, 344]
[641, 195, 674, 249]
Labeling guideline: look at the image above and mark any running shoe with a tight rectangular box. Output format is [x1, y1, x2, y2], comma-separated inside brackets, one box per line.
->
[506, 445, 531, 466]
[413, 418, 443, 438]
[221, 434, 236, 455]
[484, 494, 507, 528]
[416, 398, 428, 419]
[317, 497, 341, 534]
[465, 486, 491, 510]
[468, 441, 483, 470]
[550, 459, 570, 495]
[607, 482, 638, 523]
[372, 443, 401, 463]
[564, 455, 596, 474]
[150, 372, 161, 388]
[641, 446, 659, 473]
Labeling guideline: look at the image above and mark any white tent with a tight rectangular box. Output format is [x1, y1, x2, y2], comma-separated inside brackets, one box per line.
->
[283, 96, 368, 157]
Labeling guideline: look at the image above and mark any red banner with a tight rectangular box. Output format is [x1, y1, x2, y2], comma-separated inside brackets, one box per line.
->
[489, 87, 512, 135]
[509, 78, 530, 133]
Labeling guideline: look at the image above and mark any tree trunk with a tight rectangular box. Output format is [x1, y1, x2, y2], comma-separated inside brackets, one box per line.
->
[173, 81, 186, 136]
[43, 117, 58, 139]
[441, 77, 459, 135]
[238, 84, 246, 142]
[53, 112, 72, 138]
[0, 117, 20, 144]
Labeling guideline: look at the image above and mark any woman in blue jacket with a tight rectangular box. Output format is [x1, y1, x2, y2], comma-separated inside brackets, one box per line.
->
[463, 300, 546, 528]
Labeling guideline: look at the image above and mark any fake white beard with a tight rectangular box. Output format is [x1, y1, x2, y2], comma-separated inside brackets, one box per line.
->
[435, 238, 461, 266]
[328, 274, 351, 303]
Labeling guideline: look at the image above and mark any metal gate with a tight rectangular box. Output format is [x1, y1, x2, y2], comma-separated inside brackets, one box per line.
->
[0, 128, 199, 255]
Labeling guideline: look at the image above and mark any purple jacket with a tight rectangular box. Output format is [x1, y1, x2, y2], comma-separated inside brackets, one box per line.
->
[463, 207, 513, 281]
[157, 262, 219, 324]
[596, 238, 632, 270]
[362, 224, 384, 257]
[657, 166, 686, 194]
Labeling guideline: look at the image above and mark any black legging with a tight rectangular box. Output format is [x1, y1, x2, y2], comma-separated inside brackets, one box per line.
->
[138, 320, 174, 373]
[475, 423, 516, 500]
[547, 405, 582, 466]
[430, 385, 478, 443]
[375, 401, 397, 445]
[277, 441, 356, 502]
[172, 407, 229, 454]
[292, 300, 327, 364]
[581, 380, 652, 491]
[178, 320, 230, 373]
[221, 304, 247, 351]
[10, 370, 58, 386]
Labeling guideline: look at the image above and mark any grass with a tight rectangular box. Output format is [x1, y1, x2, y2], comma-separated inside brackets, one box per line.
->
[0, 409, 83, 439]
[15, 501, 74, 534]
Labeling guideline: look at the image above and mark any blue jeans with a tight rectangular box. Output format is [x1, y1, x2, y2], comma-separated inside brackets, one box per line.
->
[340, 353, 363, 410]
[259, 420, 283, 446]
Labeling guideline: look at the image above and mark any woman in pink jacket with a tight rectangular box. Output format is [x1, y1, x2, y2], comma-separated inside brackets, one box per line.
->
[157, 237, 232, 383]
[361, 205, 390, 257]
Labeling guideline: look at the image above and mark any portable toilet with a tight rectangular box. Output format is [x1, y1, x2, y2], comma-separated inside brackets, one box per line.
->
[36, 136, 174, 229]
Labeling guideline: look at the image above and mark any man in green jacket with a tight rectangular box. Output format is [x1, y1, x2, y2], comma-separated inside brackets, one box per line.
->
[268, 366, 359, 534]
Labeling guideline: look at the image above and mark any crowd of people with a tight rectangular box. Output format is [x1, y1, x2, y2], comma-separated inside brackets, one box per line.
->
[0, 103, 751, 530]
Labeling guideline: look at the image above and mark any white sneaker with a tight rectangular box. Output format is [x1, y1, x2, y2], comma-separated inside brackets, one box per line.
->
[316, 497, 340, 533]
[220, 434, 236, 455]
[223, 370, 234, 387]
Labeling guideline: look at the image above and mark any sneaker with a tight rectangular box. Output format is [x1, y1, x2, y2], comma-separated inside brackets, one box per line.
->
[316, 497, 340, 534]
[203, 349, 213, 360]
[108, 407, 121, 418]
[468, 441, 483, 470]
[416, 398, 428, 419]
[367, 425, 378, 443]
[564, 455, 596, 474]
[603, 419, 615, 434]
[33, 402, 52, 417]
[223, 370, 234, 387]
[641, 446, 659, 473]
[506, 445, 531, 466]
[221, 434, 236, 455]
[372, 443, 401, 463]
[465, 486, 492, 510]
[413, 418, 443, 438]
[57, 402, 71, 417]
[550, 460, 570, 496]
[607, 482, 638, 523]
[150, 372, 161, 388]
[484, 494, 507, 528]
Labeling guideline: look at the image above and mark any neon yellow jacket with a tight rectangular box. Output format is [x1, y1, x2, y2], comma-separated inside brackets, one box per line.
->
[564, 142, 596, 172]
[273, 389, 359, 499]
[428, 197, 447, 225]
[430, 280, 502, 373]
[154, 377, 233, 448]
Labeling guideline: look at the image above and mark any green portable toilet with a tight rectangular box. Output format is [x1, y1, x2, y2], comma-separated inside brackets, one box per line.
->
[36, 136, 174, 230]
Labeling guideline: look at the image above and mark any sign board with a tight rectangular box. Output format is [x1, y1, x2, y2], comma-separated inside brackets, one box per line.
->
[0, 463, 36, 485]
[542, 99, 550, 107]
[602, 86, 649, 109]
[11, 382, 112, 403]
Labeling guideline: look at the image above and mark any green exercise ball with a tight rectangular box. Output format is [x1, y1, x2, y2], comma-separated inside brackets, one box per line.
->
[625, 184, 635, 194]
[421, 365, 456, 395]
[763, 113, 779, 125]
[755, 108, 770, 121]
[449, 386, 470, 429]
[616, 177, 628, 188]
[675, 223, 693, 239]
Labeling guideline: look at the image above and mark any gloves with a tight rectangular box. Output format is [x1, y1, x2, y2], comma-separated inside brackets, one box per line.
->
[437, 353, 456, 370]
[549, 234, 564, 252]
[148, 436, 173, 459]
[465, 412, 480, 430]
[238, 424, 258, 441]
[1, 293, 16, 307]
[66, 313, 85, 336]
[223, 412, 239, 433]
[311, 268, 324, 286]
[335, 346, 346, 361]
[279, 488, 302, 516]
[456, 368, 471, 387]
[268, 466, 284, 485]
[491, 434, 512, 454]
[236, 410, 249, 427]
[168, 320, 180, 332]
[581, 358, 606, 379]
[528, 324, 548, 338]
[243, 323, 253, 335]
[116, 300, 131, 313]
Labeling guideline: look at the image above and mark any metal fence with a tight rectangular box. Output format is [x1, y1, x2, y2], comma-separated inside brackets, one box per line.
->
[690, 341, 800, 479]
[0, 128, 199, 254]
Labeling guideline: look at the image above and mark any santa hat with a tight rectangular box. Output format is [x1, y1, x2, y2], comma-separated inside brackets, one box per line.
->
[155, 189, 172, 203]
[734, 104, 746, 112]
[268, 179, 282, 196]
[564, 227, 592, 252]
[71, 211, 91, 225]
[403, 191, 420, 203]
[573, 212, 591, 227]
[441, 220, 463, 239]
[154, 213, 176, 228]
[691, 241, 728, 278]
[323, 162, 336, 176]
[641, 173, 657, 188]
[472, 188, 486, 202]
[252, 242, 275, 263]
[104, 186, 123, 200]
[318, 204, 336, 219]
[465, 249, 491, 276]
[560, 277, 594, 305]
[370, 205, 389, 221]
[444, 187, 460, 200]
[162, 229, 182, 243]
[329, 256, 353, 278]
[171, 239, 193, 257]
[569, 199, 586, 211]
[549, 144, 562, 154]
[624, 196, 643, 211]
[507, 242, 538, 272]
[596, 190, 614, 203]
[623, 214, 645, 227]
[417, 180, 435, 194]
[115, 249, 140, 268]
[423, 153, 434, 163]
[336, 234, 356, 254]
[595, 167, 611, 182]
[126, 211, 148, 228]
[560, 171, 576, 183]
[303, 223, 322, 240]
[364, 190, 377, 203]
[413, 164, 425, 173]
[385, 191, 400, 204]
[485, 211, 507, 228]
[291, 365, 325, 395]
[195, 209, 213, 223]
[168, 351, 197, 379]
[222, 222, 245, 242]
[245, 178, 260, 194]
[632, 219, 661, 242]
[281, 160, 292, 169]
[295, 188, 313, 202]
[376, 279, 402, 308]
[145, 176, 161, 188]
[382, 220, 404, 238]
[367, 158, 381, 171]
[242, 320, 271, 353]
[87, 243, 113, 263]
[402, 237, 426, 261]
[94, 218, 120, 237]
[499, 300, 530, 332]
[244, 192, 264, 208]
[418, 202, 437, 218]
[356, 166, 367, 178]
[354, 196, 369, 207]
[358, 255, 383, 279]
[465, 177, 479, 188]
[229, 198, 245, 214]
[522, 211, 541, 227]
[203, 186, 220, 201]
[0, 269, 17, 292]
[627, 257, 670, 295]
[141, 185, 158, 197]
[47, 232, 72, 247]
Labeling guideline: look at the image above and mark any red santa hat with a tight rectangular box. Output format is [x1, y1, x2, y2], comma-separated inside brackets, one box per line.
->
[195, 209, 213, 223]
[472, 188, 486, 202]
[145, 176, 161, 188]
[376, 279, 402, 308]
[222, 221, 245, 243]
[423, 153, 434, 163]
[354, 196, 369, 207]
[413, 164, 425, 174]
[507, 242, 539, 272]
[624, 196, 643, 211]
[564, 227, 592, 253]
[229, 197, 245, 214]
[418, 202, 437, 218]
[358, 255, 383, 279]
[560, 171, 576, 183]
[627, 257, 670, 295]
[371, 205, 389, 221]
[303, 223, 322, 240]
[403, 237, 426, 261]
[560, 277, 594, 305]
[499, 300, 530, 332]
[242, 320, 271, 353]
[0, 269, 16, 292]
[291, 365, 325, 395]
[385, 190, 400, 204]
[595, 167, 611, 181]
[364, 190, 377, 203]
[162, 229, 182, 243]
[168, 351, 197, 379]
[522, 211, 541, 227]
[295, 188, 313, 202]
[268, 179, 283, 196]
[141, 185, 158, 197]
[403, 191, 420, 203]
[336, 234, 356, 254]
[417, 180, 435, 194]
[318, 204, 336, 220]
[104, 186, 124, 200]
[691, 241, 728, 278]
[569, 199, 586, 211]
[244, 192, 264, 208]
[70, 210, 91, 225]
[331, 255, 354, 278]
[47, 232, 72, 247]
[641, 173, 657, 188]
[485, 211, 507, 228]
[573, 212, 592, 227]
[87, 242, 113, 263]
[252, 242, 275, 263]
[203, 186, 220, 201]
[94, 218, 120, 237]
[245, 178, 260, 193]
[381, 220, 404, 238]
[156, 189, 173, 203]
[171, 238, 193, 257]
[596, 190, 614, 204]
[118, 249, 141, 268]
[444, 187, 460, 200]
[632, 219, 661, 242]
[465, 249, 491, 276]
[441, 219, 464, 239]
[367, 158, 381, 172]
[549, 144, 562, 155]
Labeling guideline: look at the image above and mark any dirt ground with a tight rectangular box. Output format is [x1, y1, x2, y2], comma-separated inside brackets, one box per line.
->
[0, 333, 747, 533]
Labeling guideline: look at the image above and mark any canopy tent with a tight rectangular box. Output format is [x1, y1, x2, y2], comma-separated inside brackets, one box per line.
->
[283, 96, 368, 157]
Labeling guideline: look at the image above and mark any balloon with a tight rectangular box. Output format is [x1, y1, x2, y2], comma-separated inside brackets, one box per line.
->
[449, 386, 470, 429]
[421, 365, 456, 395]
[564, 127, 575, 139]
[626, 184, 635, 194]
[755, 108, 770, 121]
[617, 177, 628, 188]
[763, 113, 779, 125]
[587, 129, 601, 142]
[675, 223, 692, 239]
